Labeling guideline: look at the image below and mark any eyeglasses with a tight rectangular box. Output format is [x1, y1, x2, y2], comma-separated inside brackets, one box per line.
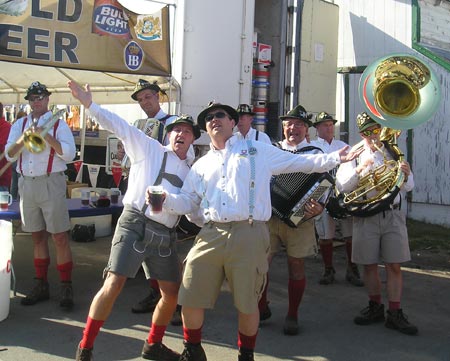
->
[283, 121, 307, 129]
[28, 95, 46, 102]
[361, 127, 381, 137]
[205, 111, 228, 122]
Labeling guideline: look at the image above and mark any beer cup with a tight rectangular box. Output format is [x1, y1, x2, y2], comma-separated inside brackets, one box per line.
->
[148, 186, 164, 214]
[110, 188, 121, 205]
[81, 190, 90, 207]
[0, 191, 13, 211]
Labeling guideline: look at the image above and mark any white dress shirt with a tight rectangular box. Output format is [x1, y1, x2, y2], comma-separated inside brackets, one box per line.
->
[6, 111, 76, 176]
[165, 135, 342, 224]
[88, 103, 194, 228]
[234, 128, 272, 145]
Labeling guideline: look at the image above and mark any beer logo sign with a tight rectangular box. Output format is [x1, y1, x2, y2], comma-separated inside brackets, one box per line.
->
[92, 0, 131, 39]
[124, 41, 143, 71]
[135, 14, 163, 41]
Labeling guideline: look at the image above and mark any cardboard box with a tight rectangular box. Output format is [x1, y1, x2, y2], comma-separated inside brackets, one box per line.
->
[66, 181, 89, 198]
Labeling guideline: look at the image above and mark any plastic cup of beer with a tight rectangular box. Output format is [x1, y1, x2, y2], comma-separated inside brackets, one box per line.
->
[81, 190, 90, 207]
[148, 186, 164, 214]
[0, 191, 12, 211]
[110, 188, 121, 205]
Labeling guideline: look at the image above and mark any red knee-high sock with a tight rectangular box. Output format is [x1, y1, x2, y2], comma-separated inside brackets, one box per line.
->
[57, 261, 73, 282]
[287, 278, 306, 319]
[388, 301, 401, 310]
[34, 258, 50, 281]
[258, 274, 269, 312]
[369, 294, 382, 304]
[238, 331, 257, 350]
[148, 324, 167, 344]
[319, 242, 333, 268]
[80, 317, 104, 349]
[183, 326, 202, 345]
[150, 279, 160, 294]
[345, 240, 353, 266]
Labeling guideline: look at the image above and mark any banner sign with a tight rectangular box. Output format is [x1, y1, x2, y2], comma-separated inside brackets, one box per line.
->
[0, 0, 171, 76]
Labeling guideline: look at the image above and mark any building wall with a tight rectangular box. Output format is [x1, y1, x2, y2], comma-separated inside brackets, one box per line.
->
[335, 0, 450, 227]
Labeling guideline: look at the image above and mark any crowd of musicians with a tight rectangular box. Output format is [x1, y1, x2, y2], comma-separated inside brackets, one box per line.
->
[0, 79, 417, 361]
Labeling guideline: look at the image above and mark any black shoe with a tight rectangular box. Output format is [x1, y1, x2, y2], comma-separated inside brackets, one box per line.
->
[259, 303, 271, 321]
[132, 289, 161, 313]
[60, 281, 74, 309]
[319, 267, 335, 285]
[238, 347, 254, 361]
[75, 343, 93, 361]
[346, 264, 364, 287]
[21, 278, 50, 306]
[354, 301, 385, 325]
[141, 340, 180, 361]
[385, 309, 418, 335]
[179, 341, 207, 361]
[283, 316, 299, 335]
[170, 305, 182, 326]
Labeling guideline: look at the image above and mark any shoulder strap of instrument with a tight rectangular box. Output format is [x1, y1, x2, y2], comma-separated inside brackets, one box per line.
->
[256, 130, 259, 141]
[156, 114, 173, 144]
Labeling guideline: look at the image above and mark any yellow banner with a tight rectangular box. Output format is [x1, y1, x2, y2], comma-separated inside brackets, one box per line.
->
[0, 0, 171, 76]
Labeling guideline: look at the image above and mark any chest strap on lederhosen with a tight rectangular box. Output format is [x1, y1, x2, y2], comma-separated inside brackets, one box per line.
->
[141, 151, 183, 214]
[19, 115, 60, 176]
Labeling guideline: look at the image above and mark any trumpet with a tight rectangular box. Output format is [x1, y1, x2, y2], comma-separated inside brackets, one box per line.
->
[0, 109, 66, 177]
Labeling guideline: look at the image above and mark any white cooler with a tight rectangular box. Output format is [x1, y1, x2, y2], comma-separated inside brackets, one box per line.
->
[0, 220, 13, 322]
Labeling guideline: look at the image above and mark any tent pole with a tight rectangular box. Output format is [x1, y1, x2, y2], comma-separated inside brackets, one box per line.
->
[77, 105, 86, 182]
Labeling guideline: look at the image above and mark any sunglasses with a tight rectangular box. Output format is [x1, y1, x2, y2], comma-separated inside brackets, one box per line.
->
[29, 95, 47, 102]
[361, 127, 381, 137]
[205, 111, 228, 122]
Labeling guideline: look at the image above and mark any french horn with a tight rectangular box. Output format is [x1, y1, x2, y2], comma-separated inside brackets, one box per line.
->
[338, 54, 441, 216]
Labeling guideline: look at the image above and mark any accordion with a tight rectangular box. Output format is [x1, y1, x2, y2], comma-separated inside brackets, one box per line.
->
[270, 145, 334, 228]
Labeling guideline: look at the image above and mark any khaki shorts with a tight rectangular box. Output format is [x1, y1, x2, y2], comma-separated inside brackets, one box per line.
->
[19, 172, 71, 234]
[315, 211, 353, 240]
[268, 216, 317, 258]
[179, 220, 270, 314]
[352, 210, 411, 264]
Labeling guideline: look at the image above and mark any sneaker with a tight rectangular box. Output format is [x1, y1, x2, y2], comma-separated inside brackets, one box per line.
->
[385, 309, 418, 335]
[283, 316, 299, 335]
[346, 264, 364, 287]
[141, 340, 180, 361]
[170, 305, 182, 326]
[354, 301, 385, 325]
[60, 281, 74, 309]
[75, 343, 93, 361]
[259, 303, 272, 321]
[179, 341, 207, 361]
[238, 347, 254, 361]
[319, 267, 335, 285]
[21, 278, 50, 306]
[132, 288, 161, 313]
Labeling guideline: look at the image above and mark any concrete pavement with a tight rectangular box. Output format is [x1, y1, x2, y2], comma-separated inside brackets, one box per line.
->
[0, 232, 449, 361]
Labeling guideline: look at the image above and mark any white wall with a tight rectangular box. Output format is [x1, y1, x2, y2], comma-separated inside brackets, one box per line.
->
[334, 0, 450, 227]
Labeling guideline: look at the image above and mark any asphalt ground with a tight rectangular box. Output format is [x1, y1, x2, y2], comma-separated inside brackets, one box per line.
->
[1, 230, 449, 361]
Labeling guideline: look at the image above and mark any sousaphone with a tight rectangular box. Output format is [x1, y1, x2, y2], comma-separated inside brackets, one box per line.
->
[337, 53, 441, 217]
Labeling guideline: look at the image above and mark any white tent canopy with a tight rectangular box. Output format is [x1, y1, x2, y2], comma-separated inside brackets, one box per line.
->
[0, 61, 180, 106]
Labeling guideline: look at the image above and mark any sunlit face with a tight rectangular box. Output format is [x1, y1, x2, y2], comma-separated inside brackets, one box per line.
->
[169, 123, 196, 159]
[315, 120, 335, 141]
[28, 94, 50, 118]
[360, 125, 382, 150]
[283, 118, 308, 146]
[136, 89, 160, 118]
[205, 109, 235, 139]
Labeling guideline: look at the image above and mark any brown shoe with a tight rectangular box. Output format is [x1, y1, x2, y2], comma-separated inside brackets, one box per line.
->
[142, 340, 180, 361]
[346, 264, 364, 287]
[60, 281, 74, 309]
[283, 316, 299, 335]
[319, 267, 335, 285]
[75, 343, 93, 361]
[131, 288, 161, 313]
[21, 278, 49, 306]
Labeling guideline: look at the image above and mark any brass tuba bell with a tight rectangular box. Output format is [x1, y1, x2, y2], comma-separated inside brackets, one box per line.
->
[359, 54, 441, 130]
